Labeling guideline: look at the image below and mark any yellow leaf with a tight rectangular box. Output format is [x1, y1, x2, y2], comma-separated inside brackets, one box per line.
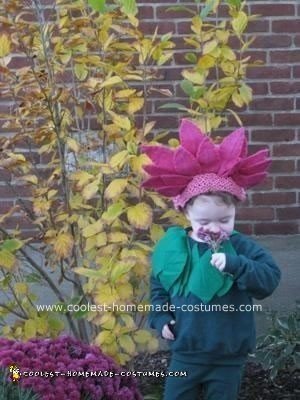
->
[66, 137, 80, 153]
[182, 70, 205, 85]
[147, 337, 159, 353]
[111, 262, 133, 282]
[109, 111, 131, 131]
[239, 84, 252, 104]
[0, 34, 11, 57]
[221, 46, 236, 61]
[0, 249, 16, 270]
[203, 40, 218, 55]
[74, 63, 88, 81]
[127, 203, 153, 229]
[109, 150, 129, 169]
[232, 11, 248, 36]
[198, 54, 216, 69]
[95, 285, 119, 305]
[82, 180, 99, 200]
[120, 314, 135, 329]
[130, 154, 149, 174]
[95, 330, 111, 346]
[100, 75, 123, 88]
[24, 319, 37, 339]
[150, 224, 165, 242]
[96, 232, 107, 247]
[82, 220, 104, 238]
[108, 232, 128, 243]
[119, 334, 135, 355]
[71, 171, 94, 189]
[116, 282, 133, 300]
[128, 97, 144, 114]
[102, 202, 125, 221]
[134, 329, 152, 344]
[115, 89, 136, 98]
[143, 120, 156, 136]
[100, 313, 116, 330]
[53, 233, 74, 258]
[232, 91, 244, 107]
[104, 178, 128, 200]
[14, 282, 28, 295]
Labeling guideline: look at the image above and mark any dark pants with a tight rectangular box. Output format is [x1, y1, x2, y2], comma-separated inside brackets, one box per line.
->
[163, 358, 245, 400]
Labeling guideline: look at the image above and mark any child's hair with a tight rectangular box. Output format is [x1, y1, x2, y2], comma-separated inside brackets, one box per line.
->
[184, 191, 240, 211]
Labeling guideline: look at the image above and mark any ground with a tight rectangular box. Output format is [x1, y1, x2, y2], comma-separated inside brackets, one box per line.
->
[132, 351, 300, 399]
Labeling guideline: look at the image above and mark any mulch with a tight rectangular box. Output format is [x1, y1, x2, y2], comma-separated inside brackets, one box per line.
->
[132, 351, 300, 399]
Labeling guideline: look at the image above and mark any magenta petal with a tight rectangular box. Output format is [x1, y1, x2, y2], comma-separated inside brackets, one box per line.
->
[179, 119, 206, 156]
[142, 177, 184, 196]
[143, 164, 175, 176]
[196, 137, 220, 171]
[173, 147, 201, 175]
[239, 159, 271, 175]
[140, 145, 174, 172]
[232, 172, 267, 188]
[238, 149, 269, 170]
[161, 174, 191, 186]
[218, 128, 247, 175]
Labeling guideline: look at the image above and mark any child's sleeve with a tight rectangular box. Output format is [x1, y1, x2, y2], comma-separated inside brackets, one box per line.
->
[148, 274, 175, 337]
[223, 235, 281, 300]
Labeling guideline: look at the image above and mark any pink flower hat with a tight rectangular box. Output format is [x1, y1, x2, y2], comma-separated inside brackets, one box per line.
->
[141, 119, 271, 209]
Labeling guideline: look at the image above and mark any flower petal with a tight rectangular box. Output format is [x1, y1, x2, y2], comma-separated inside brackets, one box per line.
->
[173, 147, 201, 175]
[140, 144, 174, 172]
[218, 127, 247, 175]
[179, 119, 206, 156]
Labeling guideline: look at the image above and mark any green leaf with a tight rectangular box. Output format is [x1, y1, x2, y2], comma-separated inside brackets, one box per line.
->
[180, 80, 194, 96]
[166, 6, 195, 15]
[88, 0, 106, 13]
[200, 0, 219, 19]
[185, 52, 198, 64]
[158, 103, 187, 111]
[120, 0, 138, 16]
[226, 0, 242, 8]
[2, 239, 23, 252]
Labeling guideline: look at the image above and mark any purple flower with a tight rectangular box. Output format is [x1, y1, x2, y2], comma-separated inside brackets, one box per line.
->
[0, 335, 142, 400]
[197, 227, 230, 253]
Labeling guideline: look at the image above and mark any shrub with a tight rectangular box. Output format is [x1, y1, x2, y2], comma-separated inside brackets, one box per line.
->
[255, 301, 300, 380]
[0, 335, 142, 400]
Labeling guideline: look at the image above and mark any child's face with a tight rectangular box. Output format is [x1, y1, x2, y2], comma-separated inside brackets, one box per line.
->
[185, 195, 236, 236]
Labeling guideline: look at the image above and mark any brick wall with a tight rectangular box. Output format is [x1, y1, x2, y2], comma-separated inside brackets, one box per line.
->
[0, 0, 299, 235]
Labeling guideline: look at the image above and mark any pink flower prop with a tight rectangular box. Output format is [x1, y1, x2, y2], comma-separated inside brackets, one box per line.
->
[197, 227, 230, 253]
[141, 119, 271, 207]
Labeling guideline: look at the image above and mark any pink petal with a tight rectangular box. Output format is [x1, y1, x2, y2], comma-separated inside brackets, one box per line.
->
[179, 119, 206, 156]
[161, 174, 191, 186]
[239, 159, 271, 175]
[196, 137, 220, 172]
[173, 146, 201, 176]
[218, 127, 247, 175]
[141, 176, 185, 196]
[232, 172, 267, 188]
[143, 164, 174, 176]
[140, 145, 174, 172]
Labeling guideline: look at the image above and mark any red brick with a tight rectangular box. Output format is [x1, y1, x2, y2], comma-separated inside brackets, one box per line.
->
[254, 222, 299, 235]
[251, 4, 295, 17]
[270, 160, 295, 174]
[294, 35, 300, 47]
[277, 207, 300, 220]
[250, 176, 273, 191]
[4, 216, 36, 230]
[244, 50, 267, 63]
[137, 6, 154, 19]
[249, 98, 293, 111]
[270, 50, 300, 64]
[139, 21, 176, 35]
[163, 67, 183, 81]
[292, 66, 300, 78]
[0, 201, 14, 214]
[252, 192, 296, 206]
[250, 35, 292, 49]
[275, 176, 300, 189]
[248, 20, 270, 33]
[270, 81, 300, 95]
[177, 21, 193, 35]
[274, 113, 300, 126]
[237, 207, 274, 221]
[273, 144, 300, 157]
[251, 82, 268, 96]
[272, 20, 300, 33]
[251, 129, 295, 142]
[237, 113, 273, 127]
[235, 223, 253, 235]
[152, 115, 179, 129]
[0, 185, 32, 198]
[247, 66, 291, 80]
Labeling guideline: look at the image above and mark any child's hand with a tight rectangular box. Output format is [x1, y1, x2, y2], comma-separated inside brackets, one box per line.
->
[162, 320, 176, 340]
[211, 253, 226, 271]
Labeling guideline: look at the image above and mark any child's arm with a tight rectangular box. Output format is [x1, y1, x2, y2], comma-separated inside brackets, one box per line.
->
[148, 274, 176, 338]
[222, 235, 281, 299]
